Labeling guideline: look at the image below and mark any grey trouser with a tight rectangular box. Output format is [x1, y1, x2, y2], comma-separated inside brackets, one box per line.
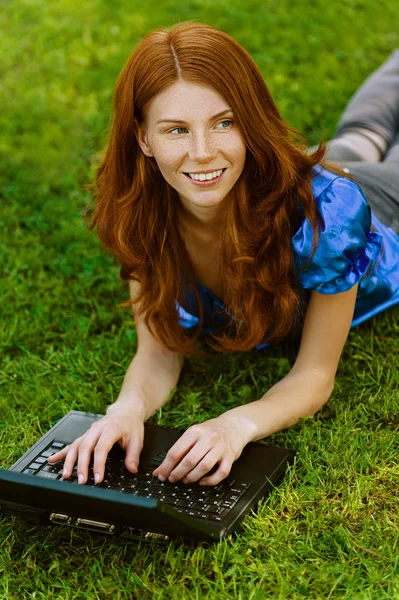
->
[309, 49, 399, 233]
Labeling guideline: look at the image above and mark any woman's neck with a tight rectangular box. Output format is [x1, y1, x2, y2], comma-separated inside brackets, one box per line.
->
[178, 206, 223, 244]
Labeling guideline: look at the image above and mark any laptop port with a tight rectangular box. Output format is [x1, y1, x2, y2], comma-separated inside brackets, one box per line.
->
[144, 531, 170, 542]
[126, 528, 170, 543]
[49, 513, 71, 525]
[75, 518, 115, 534]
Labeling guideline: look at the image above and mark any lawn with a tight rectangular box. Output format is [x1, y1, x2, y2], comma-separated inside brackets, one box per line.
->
[1, 0, 398, 598]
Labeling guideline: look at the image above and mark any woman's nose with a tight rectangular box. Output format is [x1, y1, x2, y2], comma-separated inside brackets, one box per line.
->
[188, 133, 216, 162]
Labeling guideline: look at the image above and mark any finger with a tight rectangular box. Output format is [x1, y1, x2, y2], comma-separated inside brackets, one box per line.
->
[92, 429, 124, 484]
[153, 429, 199, 480]
[180, 447, 222, 484]
[61, 443, 80, 479]
[198, 456, 233, 486]
[166, 440, 215, 483]
[154, 442, 199, 482]
[76, 429, 102, 484]
[47, 446, 69, 462]
[124, 430, 144, 474]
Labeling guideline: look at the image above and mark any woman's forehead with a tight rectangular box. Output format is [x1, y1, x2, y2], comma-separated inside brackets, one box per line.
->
[145, 81, 231, 121]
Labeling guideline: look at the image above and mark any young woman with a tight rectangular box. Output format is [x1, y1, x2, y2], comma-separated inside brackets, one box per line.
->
[48, 22, 399, 488]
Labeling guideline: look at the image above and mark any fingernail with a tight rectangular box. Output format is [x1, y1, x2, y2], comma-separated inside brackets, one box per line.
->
[78, 474, 83, 484]
[158, 474, 166, 482]
[94, 473, 100, 484]
[63, 469, 68, 477]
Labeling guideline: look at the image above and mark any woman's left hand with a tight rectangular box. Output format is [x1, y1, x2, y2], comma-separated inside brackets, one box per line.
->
[152, 414, 255, 486]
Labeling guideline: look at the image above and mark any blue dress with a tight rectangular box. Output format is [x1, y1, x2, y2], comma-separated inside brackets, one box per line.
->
[176, 164, 399, 349]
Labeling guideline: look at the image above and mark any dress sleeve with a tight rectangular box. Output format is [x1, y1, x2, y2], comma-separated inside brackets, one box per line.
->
[292, 176, 383, 294]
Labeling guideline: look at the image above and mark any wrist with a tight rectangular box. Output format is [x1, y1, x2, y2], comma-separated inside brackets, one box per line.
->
[107, 393, 147, 421]
[217, 409, 259, 446]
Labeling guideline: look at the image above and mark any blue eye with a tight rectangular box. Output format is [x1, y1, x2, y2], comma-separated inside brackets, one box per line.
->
[168, 119, 233, 135]
[170, 127, 188, 135]
[218, 119, 233, 128]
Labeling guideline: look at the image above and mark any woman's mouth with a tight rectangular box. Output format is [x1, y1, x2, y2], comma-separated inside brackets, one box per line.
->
[183, 168, 227, 186]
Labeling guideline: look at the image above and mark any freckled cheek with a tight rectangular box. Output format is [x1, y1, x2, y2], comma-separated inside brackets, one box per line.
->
[152, 144, 186, 175]
[224, 136, 247, 167]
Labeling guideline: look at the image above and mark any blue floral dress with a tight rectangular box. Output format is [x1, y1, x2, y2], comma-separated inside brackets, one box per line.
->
[176, 164, 399, 349]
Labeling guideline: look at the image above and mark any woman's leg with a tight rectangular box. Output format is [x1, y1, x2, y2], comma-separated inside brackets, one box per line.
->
[340, 133, 399, 233]
[307, 50, 399, 232]
[309, 48, 399, 162]
[330, 48, 399, 159]
[320, 128, 384, 162]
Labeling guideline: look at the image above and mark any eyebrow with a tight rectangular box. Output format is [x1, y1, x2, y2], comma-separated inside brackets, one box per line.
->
[156, 108, 233, 126]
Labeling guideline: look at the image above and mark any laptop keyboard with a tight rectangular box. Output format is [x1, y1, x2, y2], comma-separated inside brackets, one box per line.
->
[21, 440, 252, 522]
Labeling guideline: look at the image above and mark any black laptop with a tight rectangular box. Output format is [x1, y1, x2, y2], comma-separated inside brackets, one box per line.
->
[0, 410, 295, 546]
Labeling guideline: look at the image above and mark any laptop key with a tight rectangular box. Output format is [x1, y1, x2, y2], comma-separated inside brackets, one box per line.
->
[227, 495, 240, 502]
[232, 481, 251, 489]
[179, 507, 227, 520]
[207, 514, 224, 522]
[51, 441, 67, 448]
[163, 497, 180, 506]
[154, 495, 169, 503]
[205, 499, 224, 509]
[192, 500, 207, 510]
[222, 500, 236, 508]
[125, 481, 138, 490]
[41, 464, 59, 473]
[178, 499, 195, 509]
[206, 504, 227, 515]
[41, 449, 57, 458]
[206, 508, 230, 521]
[111, 476, 126, 486]
[28, 463, 42, 471]
[23, 469, 37, 476]
[184, 509, 209, 519]
[137, 485, 151, 493]
[37, 471, 60, 480]
[230, 487, 245, 495]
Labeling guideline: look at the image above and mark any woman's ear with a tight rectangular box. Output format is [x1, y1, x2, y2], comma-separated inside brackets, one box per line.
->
[135, 123, 154, 157]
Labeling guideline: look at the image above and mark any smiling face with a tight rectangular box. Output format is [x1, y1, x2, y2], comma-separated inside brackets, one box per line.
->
[136, 80, 247, 229]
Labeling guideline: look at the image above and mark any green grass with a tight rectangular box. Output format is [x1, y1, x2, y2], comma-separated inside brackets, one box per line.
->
[1, 0, 399, 598]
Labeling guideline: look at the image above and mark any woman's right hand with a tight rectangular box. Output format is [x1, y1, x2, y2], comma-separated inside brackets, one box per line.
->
[46, 402, 145, 485]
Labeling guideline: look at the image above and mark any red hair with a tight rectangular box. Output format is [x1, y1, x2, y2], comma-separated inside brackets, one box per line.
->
[85, 21, 351, 357]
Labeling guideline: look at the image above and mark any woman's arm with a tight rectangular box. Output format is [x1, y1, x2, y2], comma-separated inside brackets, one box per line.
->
[153, 284, 359, 486]
[109, 279, 185, 420]
[110, 348, 184, 421]
[222, 283, 359, 442]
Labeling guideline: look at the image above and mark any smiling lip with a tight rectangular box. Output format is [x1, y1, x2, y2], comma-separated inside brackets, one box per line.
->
[183, 169, 226, 186]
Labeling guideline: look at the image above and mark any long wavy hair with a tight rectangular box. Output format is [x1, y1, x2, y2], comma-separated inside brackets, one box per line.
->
[85, 21, 353, 357]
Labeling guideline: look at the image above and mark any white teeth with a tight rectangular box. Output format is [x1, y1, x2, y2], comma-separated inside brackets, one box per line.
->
[188, 169, 223, 181]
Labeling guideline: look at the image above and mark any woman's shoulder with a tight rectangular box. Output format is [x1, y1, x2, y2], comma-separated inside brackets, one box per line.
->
[292, 164, 383, 293]
[311, 163, 342, 199]
[310, 163, 360, 203]
[307, 164, 382, 234]
[290, 164, 369, 236]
